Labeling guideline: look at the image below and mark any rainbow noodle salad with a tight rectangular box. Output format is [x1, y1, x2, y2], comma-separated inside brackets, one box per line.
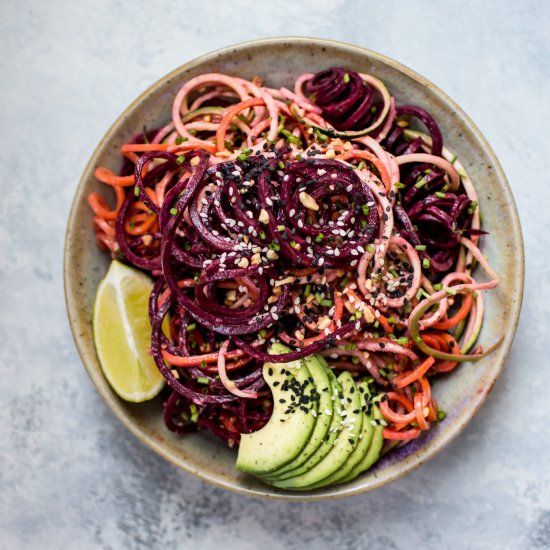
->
[89, 67, 500, 462]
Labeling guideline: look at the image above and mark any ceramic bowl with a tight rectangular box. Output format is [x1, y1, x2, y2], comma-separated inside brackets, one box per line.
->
[64, 37, 524, 500]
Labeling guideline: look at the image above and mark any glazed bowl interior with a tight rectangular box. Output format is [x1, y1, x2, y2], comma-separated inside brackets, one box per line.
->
[64, 37, 523, 500]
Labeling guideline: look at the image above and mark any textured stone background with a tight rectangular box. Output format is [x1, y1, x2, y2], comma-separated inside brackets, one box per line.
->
[1, 1, 549, 548]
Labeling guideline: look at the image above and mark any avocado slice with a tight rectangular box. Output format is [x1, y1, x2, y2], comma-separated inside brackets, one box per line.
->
[235, 343, 319, 475]
[338, 400, 385, 484]
[260, 354, 333, 480]
[304, 381, 375, 489]
[270, 371, 363, 489]
[264, 368, 343, 481]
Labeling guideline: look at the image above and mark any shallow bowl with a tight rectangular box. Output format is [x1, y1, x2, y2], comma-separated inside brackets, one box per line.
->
[64, 37, 524, 500]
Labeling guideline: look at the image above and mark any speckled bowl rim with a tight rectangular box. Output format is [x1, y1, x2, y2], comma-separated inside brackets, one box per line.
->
[64, 36, 524, 501]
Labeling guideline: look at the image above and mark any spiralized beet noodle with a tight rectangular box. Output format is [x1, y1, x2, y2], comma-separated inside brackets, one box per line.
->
[89, 67, 500, 447]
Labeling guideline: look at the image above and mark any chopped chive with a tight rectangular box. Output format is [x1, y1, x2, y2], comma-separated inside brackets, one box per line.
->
[457, 168, 467, 178]
[357, 160, 366, 170]
[175, 136, 187, 145]
[197, 377, 209, 385]
[435, 191, 446, 198]
[351, 356, 360, 364]
[449, 154, 457, 164]
[278, 160, 285, 170]
[367, 244, 374, 253]
[373, 320, 380, 328]
[422, 258, 431, 269]
[277, 225, 285, 232]
[444, 287, 457, 295]
[304, 284, 311, 297]
[415, 244, 426, 251]
[176, 155, 186, 165]
[394, 182, 405, 189]
[188, 128, 197, 136]
[133, 185, 140, 197]
[190, 404, 199, 423]
[415, 177, 428, 189]
[269, 241, 281, 251]
[340, 276, 349, 288]
[396, 337, 409, 345]
[315, 233, 324, 243]
[258, 329, 267, 338]
[343, 73, 351, 84]
[387, 316, 396, 325]
[437, 409, 447, 421]
[186, 323, 197, 332]
[433, 283, 443, 291]
[237, 153, 247, 161]
[314, 292, 324, 304]
[286, 134, 302, 145]
[259, 230, 266, 240]
[370, 105, 377, 113]
[170, 207, 178, 215]
[314, 128, 328, 142]
[320, 299, 333, 307]
[362, 204, 370, 216]
[416, 288, 430, 300]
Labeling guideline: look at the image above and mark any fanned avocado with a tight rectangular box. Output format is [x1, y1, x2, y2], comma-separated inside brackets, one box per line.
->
[305, 381, 375, 489]
[260, 354, 333, 480]
[338, 400, 385, 484]
[235, 343, 319, 475]
[263, 368, 343, 481]
[270, 371, 363, 489]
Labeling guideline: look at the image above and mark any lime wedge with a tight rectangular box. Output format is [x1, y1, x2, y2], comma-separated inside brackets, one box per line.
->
[93, 260, 165, 402]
